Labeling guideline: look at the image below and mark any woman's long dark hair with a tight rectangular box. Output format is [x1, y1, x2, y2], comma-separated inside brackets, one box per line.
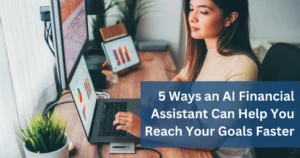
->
[183, 0, 260, 81]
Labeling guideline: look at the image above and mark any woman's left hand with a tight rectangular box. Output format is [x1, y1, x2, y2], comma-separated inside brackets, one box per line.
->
[113, 112, 141, 138]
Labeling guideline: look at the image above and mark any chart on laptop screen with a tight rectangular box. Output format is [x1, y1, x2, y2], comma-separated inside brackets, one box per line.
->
[69, 57, 97, 136]
[104, 36, 140, 72]
[60, 0, 87, 78]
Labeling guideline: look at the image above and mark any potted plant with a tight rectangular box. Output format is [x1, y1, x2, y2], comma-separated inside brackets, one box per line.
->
[18, 112, 69, 158]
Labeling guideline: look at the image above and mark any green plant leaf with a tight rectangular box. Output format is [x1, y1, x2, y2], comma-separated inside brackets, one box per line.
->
[39, 135, 48, 153]
[54, 132, 64, 145]
[17, 112, 67, 153]
[28, 137, 37, 152]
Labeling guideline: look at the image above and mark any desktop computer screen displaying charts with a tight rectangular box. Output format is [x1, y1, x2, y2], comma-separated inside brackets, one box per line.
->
[102, 36, 140, 73]
[51, 0, 88, 89]
[60, 0, 87, 78]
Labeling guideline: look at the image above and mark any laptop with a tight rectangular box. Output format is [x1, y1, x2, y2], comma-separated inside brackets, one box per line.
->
[69, 55, 140, 144]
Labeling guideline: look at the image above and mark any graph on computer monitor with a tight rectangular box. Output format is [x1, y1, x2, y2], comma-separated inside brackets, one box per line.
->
[60, 0, 87, 78]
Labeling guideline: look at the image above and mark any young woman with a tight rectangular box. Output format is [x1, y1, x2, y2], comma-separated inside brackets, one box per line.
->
[113, 0, 259, 157]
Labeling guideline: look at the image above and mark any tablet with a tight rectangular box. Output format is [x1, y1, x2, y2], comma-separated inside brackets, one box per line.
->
[101, 35, 141, 74]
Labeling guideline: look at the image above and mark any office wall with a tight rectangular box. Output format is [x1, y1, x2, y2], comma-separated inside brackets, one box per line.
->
[0, 0, 57, 156]
[0, 17, 20, 158]
[249, 0, 300, 44]
[136, 0, 185, 69]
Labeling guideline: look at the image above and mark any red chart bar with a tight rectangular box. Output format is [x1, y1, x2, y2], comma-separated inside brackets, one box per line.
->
[84, 80, 89, 99]
[119, 47, 126, 64]
[113, 49, 121, 65]
[84, 78, 91, 99]
[87, 78, 92, 95]
[124, 46, 131, 61]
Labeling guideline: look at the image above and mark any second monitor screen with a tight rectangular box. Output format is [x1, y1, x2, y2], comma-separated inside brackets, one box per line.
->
[60, 0, 87, 78]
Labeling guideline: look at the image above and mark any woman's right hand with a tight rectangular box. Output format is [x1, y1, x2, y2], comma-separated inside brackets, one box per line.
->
[113, 112, 141, 138]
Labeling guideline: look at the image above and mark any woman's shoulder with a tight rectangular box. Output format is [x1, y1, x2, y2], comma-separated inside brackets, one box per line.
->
[225, 52, 259, 81]
[232, 53, 258, 68]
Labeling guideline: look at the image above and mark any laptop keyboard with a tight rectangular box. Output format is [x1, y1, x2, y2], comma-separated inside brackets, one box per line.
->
[99, 102, 127, 136]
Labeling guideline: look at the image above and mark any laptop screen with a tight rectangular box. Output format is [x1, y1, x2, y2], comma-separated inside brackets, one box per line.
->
[69, 56, 97, 137]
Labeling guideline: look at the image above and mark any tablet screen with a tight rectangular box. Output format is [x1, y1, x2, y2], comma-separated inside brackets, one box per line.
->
[102, 36, 140, 73]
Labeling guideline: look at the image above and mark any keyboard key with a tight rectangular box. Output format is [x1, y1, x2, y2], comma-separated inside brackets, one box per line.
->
[99, 102, 127, 136]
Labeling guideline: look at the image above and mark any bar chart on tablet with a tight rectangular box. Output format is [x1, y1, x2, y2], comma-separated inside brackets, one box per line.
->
[102, 36, 140, 72]
[113, 46, 132, 65]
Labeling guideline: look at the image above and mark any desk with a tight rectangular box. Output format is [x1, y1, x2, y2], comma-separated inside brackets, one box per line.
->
[54, 51, 212, 158]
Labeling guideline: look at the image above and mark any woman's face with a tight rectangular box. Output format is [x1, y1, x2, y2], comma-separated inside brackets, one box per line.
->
[189, 0, 225, 39]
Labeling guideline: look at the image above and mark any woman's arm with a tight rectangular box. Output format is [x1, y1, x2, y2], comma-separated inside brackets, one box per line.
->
[170, 63, 189, 81]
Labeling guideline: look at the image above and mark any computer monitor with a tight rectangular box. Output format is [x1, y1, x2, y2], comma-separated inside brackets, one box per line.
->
[50, 0, 88, 90]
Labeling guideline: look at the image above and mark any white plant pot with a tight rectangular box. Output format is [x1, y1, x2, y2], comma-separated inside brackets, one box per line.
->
[23, 133, 69, 158]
